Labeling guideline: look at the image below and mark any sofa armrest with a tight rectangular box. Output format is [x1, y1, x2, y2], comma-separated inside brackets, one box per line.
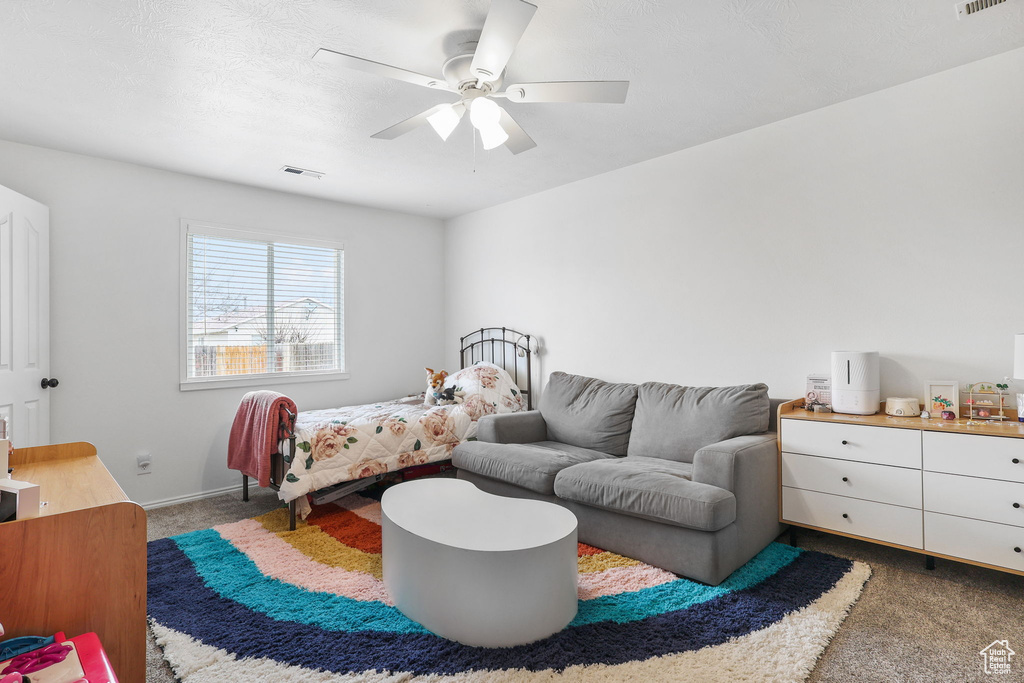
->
[475, 411, 548, 444]
[691, 433, 778, 493]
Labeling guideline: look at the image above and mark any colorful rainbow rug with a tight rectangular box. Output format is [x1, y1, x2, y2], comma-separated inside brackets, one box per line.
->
[148, 492, 870, 682]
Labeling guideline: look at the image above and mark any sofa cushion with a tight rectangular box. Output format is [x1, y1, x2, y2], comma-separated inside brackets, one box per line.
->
[626, 382, 770, 463]
[452, 440, 615, 495]
[530, 441, 618, 462]
[539, 372, 638, 456]
[553, 457, 736, 531]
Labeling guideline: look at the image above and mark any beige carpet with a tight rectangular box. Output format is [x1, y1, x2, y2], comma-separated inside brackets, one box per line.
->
[145, 488, 1023, 682]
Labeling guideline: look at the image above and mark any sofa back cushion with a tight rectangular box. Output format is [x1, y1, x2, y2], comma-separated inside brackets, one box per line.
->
[539, 372, 638, 456]
[626, 382, 770, 463]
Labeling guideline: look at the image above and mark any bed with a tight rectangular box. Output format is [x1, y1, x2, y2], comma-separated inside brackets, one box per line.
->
[234, 327, 534, 528]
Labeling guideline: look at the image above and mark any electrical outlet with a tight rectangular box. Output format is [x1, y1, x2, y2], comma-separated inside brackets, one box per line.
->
[136, 453, 152, 475]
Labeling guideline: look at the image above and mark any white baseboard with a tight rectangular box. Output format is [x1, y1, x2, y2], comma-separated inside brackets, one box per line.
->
[142, 481, 265, 511]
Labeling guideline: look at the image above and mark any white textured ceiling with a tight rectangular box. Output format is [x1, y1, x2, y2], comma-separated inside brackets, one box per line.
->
[1, 0, 1022, 218]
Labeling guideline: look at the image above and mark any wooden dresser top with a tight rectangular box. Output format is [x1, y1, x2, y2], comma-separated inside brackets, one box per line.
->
[8, 441, 129, 516]
[778, 399, 1024, 439]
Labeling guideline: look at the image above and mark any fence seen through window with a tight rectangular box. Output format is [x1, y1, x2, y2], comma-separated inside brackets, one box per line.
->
[184, 225, 344, 381]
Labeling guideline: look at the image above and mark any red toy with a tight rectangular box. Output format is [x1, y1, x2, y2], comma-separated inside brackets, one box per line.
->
[0, 632, 117, 683]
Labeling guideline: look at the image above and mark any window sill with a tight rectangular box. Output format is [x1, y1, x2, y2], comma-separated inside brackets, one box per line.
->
[179, 370, 350, 392]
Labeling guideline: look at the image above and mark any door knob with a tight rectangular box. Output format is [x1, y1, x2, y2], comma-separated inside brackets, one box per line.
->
[40, 377, 58, 389]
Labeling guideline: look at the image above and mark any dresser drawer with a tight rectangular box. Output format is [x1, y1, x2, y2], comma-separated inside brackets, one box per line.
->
[782, 452, 921, 508]
[923, 432, 1024, 483]
[925, 511, 1024, 572]
[781, 419, 921, 468]
[923, 471, 1024, 528]
[782, 487, 923, 548]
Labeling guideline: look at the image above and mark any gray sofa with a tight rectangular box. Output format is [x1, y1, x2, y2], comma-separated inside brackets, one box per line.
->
[452, 371, 784, 585]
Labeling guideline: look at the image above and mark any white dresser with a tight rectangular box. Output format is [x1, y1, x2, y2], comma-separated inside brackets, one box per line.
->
[779, 401, 1024, 576]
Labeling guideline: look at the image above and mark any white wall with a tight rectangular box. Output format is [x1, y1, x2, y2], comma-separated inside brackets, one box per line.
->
[2, 47, 1021, 505]
[445, 48, 1024, 405]
[0, 140, 444, 505]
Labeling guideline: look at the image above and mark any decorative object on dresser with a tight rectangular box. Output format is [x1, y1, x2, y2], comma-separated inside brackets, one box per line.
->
[924, 380, 960, 419]
[884, 397, 920, 417]
[1014, 333, 1024, 422]
[964, 381, 1009, 421]
[806, 373, 831, 411]
[0, 416, 9, 475]
[830, 351, 879, 415]
[778, 400, 1024, 576]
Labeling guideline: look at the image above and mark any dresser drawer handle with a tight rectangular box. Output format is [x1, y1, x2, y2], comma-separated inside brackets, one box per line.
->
[842, 477, 849, 482]
[842, 513, 849, 519]
[1016, 547, 1022, 553]
[1014, 458, 1021, 464]
[841, 440, 849, 445]
[1015, 503, 1021, 509]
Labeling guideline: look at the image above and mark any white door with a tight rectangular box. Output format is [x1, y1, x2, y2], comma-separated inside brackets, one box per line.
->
[0, 185, 50, 447]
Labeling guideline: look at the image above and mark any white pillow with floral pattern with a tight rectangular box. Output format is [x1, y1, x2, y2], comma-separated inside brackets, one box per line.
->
[444, 361, 527, 421]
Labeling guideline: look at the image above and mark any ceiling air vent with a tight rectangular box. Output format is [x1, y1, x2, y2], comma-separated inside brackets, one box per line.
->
[956, 0, 1007, 19]
[281, 166, 324, 179]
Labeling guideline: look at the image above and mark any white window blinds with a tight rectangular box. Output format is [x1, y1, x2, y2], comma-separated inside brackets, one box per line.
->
[183, 222, 344, 383]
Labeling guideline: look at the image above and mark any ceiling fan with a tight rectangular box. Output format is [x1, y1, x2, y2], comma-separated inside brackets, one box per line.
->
[312, 0, 629, 154]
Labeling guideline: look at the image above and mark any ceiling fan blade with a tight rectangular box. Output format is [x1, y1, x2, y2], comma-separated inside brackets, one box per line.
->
[496, 105, 536, 155]
[313, 48, 451, 91]
[498, 81, 629, 103]
[371, 104, 451, 140]
[470, 0, 538, 82]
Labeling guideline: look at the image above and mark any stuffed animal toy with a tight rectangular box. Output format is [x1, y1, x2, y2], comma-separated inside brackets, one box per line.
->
[424, 368, 448, 405]
[435, 387, 466, 405]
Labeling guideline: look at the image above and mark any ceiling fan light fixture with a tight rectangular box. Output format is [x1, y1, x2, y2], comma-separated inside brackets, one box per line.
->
[469, 97, 509, 150]
[469, 96, 500, 128]
[478, 122, 509, 150]
[426, 103, 464, 141]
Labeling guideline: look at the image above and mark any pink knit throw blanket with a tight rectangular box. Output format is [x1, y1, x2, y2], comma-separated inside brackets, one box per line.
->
[227, 390, 297, 488]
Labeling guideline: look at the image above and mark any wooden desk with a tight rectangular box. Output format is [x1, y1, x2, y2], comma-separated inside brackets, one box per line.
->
[0, 442, 146, 683]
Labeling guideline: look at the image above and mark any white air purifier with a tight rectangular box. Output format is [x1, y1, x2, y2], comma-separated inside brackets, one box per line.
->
[830, 351, 880, 415]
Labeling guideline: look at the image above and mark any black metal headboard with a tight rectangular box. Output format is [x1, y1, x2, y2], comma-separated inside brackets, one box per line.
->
[460, 327, 534, 410]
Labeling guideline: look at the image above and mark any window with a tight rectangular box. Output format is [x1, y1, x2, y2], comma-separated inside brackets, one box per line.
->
[181, 220, 345, 388]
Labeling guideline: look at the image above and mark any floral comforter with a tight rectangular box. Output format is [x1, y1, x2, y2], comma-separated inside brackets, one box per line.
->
[277, 362, 526, 516]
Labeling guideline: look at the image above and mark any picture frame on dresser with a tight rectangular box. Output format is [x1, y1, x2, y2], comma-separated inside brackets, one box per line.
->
[924, 380, 959, 418]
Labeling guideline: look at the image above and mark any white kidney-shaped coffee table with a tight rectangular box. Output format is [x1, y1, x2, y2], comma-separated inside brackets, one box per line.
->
[381, 478, 579, 648]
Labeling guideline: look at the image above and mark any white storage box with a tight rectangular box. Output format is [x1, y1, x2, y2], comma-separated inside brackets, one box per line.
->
[0, 478, 41, 520]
